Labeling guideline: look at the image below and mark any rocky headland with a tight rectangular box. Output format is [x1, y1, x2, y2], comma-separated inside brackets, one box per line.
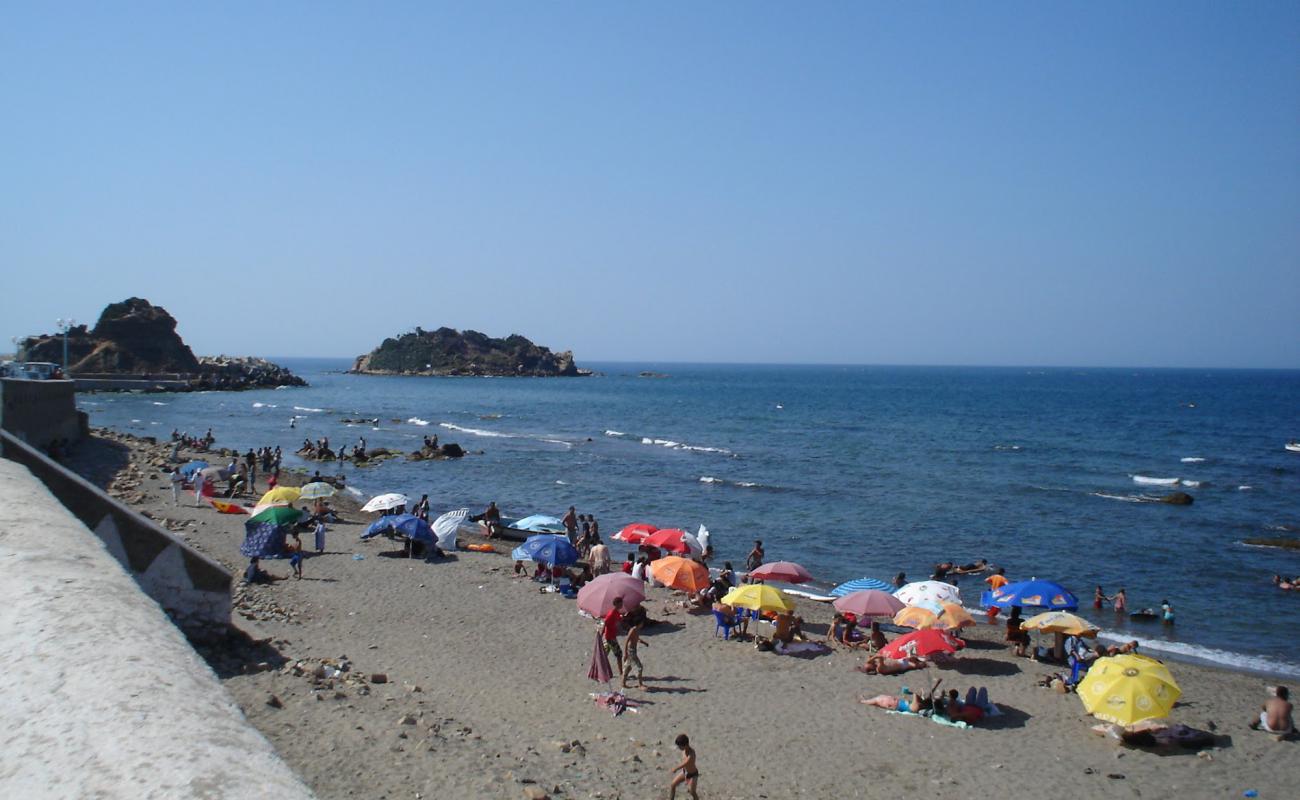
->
[18, 297, 306, 391]
[351, 327, 588, 377]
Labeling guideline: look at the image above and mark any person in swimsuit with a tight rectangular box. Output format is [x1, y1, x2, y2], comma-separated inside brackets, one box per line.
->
[1094, 585, 1107, 609]
[1113, 588, 1128, 613]
[668, 734, 699, 800]
[859, 654, 925, 675]
[1249, 686, 1295, 735]
[859, 676, 943, 713]
[621, 607, 649, 689]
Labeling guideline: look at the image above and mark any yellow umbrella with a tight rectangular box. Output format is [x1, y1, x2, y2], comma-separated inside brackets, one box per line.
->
[650, 556, 711, 593]
[258, 486, 301, 506]
[1078, 654, 1180, 726]
[893, 606, 940, 629]
[938, 602, 975, 630]
[1021, 611, 1099, 637]
[721, 584, 796, 614]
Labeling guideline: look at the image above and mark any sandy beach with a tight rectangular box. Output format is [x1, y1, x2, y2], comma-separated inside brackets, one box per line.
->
[70, 429, 1299, 800]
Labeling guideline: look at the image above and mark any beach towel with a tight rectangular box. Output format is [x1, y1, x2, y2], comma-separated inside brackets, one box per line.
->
[587, 632, 613, 684]
[589, 691, 641, 717]
[774, 640, 831, 656]
[886, 709, 970, 729]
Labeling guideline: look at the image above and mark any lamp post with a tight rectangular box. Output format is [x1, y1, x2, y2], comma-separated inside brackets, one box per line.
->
[56, 318, 76, 374]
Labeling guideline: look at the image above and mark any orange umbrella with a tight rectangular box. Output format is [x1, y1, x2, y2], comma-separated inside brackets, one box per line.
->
[893, 606, 940, 629]
[650, 556, 711, 593]
[939, 602, 975, 630]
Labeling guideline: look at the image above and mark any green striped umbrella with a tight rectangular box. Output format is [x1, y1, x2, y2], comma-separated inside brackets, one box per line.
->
[248, 505, 303, 526]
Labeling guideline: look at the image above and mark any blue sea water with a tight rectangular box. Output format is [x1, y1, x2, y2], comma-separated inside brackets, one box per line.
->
[82, 360, 1300, 676]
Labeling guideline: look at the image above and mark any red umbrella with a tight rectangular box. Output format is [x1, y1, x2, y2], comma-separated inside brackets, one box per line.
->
[577, 573, 646, 617]
[832, 589, 905, 618]
[748, 561, 812, 584]
[614, 522, 658, 543]
[644, 528, 691, 554]
[879, 629, 963, 660]
[587, 631, 613, 684]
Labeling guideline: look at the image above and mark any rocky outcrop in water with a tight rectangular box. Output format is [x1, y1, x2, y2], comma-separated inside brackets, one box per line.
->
[18, 298, 305, 390]
[351, 327, 586, 377]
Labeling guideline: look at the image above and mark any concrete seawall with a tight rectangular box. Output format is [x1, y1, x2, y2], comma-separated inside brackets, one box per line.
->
[0, 377, 86, 449]
[0, 458, 314, 798]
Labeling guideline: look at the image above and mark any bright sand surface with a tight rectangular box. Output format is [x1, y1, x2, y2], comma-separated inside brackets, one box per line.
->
[70, 431, 1299, 800]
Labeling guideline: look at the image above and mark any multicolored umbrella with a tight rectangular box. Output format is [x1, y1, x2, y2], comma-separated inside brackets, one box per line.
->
[721, 584, 796, 614]
[748, 561, 813, 584]
[297, 481, 336, 500]
[577, 573, 646, 617]
[879, 629, 962, 660]
[1078, 654, 1180, 726]
[831, 577, 893, 597]
[207, 498, 249, 515]
[361, 493, 408, 513]
[988, 579, 1078, 611]
[614, 523, 657, 544]
[894, 581, 961, 608]
[832, 589, 905, 618]
[649, 556, 711, 593]
[248, 505, 302, 526]
[258, 486, 301, 506]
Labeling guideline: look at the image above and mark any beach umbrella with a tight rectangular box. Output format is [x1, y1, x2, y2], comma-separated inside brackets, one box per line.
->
[248, 505, 303, 526]
[362, 516, 400, 540]
[578, 573, 646, 617]
[389, 514, 435, 543]
[938, 602, 976, 631]
[832, 589, 905, 618]
[520, 534, 579, 566]
[1078, 654, 1180, 726]
[721, 585, 796, 614]
[207, 498, 249, 515]
[879, 629, 962, 660]
[513, 514, 567, 533]
[510, 545, 531, 561]
[831, 577, 893, 597]
[893, 606, 940, 630]
[696, 524, 710, 552]
[894, 581, 961, 607]
[179, 460, 208, 479]
[748, 561, 812, 584]
[197, 465, 229, 483]
[258, 486, 301, 506]
[361, 493, 408, 513]
[240, 518, 289, 558]
[650, 556, 711, 593]
[1021, 611, 1098, 637]
[587, 631, 613, 685]
[614, 522, 657, 543]
[644, 528, 692, 554]
[988, 579, 1078, 611]
[432, 508, 470, 551]
[298, 481, 335, 500]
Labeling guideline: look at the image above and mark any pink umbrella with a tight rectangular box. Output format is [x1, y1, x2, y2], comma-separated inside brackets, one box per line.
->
[577, 573, 646, 617]
[832, 589, 906, 618]
[587, 631, 613, 684]
[644, 528, 691, 554]
[748, 561, 813, 584]
[614, 522, 657, 543]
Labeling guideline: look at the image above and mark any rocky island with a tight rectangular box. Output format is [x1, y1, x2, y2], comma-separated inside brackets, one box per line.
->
[351, 326, 588, 377]
[18, 297, 306, 391]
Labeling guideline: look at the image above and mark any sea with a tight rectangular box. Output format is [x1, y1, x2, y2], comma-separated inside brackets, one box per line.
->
[80, 360, 1300, 678]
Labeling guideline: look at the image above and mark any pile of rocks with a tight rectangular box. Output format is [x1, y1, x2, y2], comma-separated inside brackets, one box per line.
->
[194, 355, 307, 390]
[234, 583, 301, 625]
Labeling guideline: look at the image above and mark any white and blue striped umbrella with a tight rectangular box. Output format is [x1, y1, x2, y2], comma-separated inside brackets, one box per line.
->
[831, 577, 892, 597]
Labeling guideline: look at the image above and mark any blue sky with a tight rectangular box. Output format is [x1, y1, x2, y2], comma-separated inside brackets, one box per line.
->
[3, 2, 1297, 367]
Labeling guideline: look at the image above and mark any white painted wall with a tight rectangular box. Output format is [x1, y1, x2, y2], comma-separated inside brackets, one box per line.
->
[0, 459, 314, 799]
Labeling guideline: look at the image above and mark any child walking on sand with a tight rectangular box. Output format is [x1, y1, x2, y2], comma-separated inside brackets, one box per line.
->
[288, 533, 304, 580]
[669, 733, 699, 800]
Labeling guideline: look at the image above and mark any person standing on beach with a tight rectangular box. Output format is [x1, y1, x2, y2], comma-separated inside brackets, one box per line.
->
[621, 607, 649, 689]
[603, 596, 625, 676]
[589, 539, 611, 576]
[288, 533, 304, 580]
[314, 518, 326, 553]
[668, 734, 699, 800]
[563, 506, 578, 542]
[169, 467, 183, 506]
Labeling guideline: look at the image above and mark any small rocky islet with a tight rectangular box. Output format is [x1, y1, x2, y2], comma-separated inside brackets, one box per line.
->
[350, 326, 589, 377]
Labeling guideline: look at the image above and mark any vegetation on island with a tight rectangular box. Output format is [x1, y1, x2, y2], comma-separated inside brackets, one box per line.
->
[351, 327, 587, 377]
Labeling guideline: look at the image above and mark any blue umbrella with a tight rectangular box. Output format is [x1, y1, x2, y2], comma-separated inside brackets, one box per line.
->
[241, 519, 288, 558]
[831, 577, 893, 597]
[361, 514, 410, 540]
[519, 534, 579, 566]
[390, 515, 435, 543]
[511, 545, 531, 561]
[179, 460, 209, 479]
[987, 579, 1078, 611]
[513, 514, 567, 533]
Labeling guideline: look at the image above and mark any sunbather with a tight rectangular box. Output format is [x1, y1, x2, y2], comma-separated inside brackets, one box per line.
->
[859, 676, 942, 713]
[1249, 686, 1295, 735]
[858, 654, 926, 675]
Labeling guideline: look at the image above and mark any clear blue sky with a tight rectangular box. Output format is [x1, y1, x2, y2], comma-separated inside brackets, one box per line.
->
[3, 2, 1297, 368]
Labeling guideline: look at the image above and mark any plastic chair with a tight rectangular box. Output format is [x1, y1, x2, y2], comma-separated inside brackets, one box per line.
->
[713, 610, 737, 639]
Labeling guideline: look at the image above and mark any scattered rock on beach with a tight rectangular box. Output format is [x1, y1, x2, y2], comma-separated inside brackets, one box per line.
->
[371, 673, 388, 684]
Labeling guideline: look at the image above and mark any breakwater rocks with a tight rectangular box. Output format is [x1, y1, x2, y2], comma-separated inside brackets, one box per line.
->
[297, 442, 472, 465]
[18, 297, 305, 391]
[351, 326, 589, 377]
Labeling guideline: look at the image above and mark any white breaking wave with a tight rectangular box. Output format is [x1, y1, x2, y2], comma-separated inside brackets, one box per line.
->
[541, 439, 574, 449]
[252, 402, 277, 408]
[151, 401, 167, 406]
[638, 436, 732, 455]
[1133, 475, 1179, 486]
[1097, 630, 1300, 678]
[1180, 457, 1206, 463]
[555, 480, 567, 485]
[1180, 479, 1206, 488]
[1092, 492, 1144, 503]
[441, 423, 513, 438]
[699, 476, 723, 484]
[604, 430, 626, 437]
[1239, 485, 1253, 491]
[294, 406, 324, 412]
[407, 417, 430, 426]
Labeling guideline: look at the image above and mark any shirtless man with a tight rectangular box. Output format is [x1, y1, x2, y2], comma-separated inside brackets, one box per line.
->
[773, 611, 806, 645]
[1249, 686, 1295, 735]
[859, 654, 925, 675]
